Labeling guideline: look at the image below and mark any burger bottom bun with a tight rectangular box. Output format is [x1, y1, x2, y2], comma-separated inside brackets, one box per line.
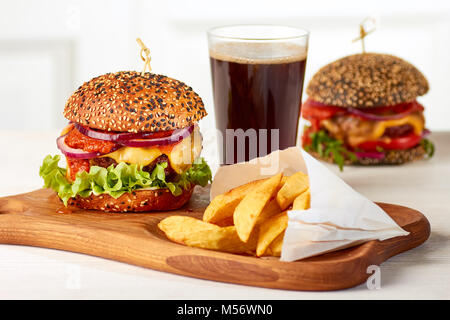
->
[307, 143, 427, 166]
[68, 186, 194, 212]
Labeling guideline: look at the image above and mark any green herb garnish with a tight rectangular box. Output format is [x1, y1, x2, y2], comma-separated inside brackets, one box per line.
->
[304, 129, 356, 171]
[420, 138, 435, 158]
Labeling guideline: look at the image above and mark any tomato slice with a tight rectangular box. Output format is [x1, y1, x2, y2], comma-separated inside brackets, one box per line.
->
[356, 132, 422, 151]
[301, 99, 424, 122]
[359, 100, 424, 116]
[301, 125, 315, 146]
[301, 98, 346, 121]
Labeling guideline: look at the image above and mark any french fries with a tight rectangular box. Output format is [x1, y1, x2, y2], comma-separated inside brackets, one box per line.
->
[158, 215, 220, 234]
[158, 216, 256, 254]
[256, 211, 288, 256]
[203, 178, 267, 225]
[158, 170, 310, 258]
[276, 171, 309, 210]
[204, 176, 286, 226]
[233, 173, 283, 242]
[292, 188, 311, 211]
[256, 198, 283, 224]
[267, 232, 284, 257]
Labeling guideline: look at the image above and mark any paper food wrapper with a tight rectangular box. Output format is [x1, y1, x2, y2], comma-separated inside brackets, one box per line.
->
[211, 147, 409, 262]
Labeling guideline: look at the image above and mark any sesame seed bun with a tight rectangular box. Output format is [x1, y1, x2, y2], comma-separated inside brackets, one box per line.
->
[68, 186, 194, 213]
[307, 143, 426, 166]
[63, 71, 207, 133]
[306, 53, 429, 108]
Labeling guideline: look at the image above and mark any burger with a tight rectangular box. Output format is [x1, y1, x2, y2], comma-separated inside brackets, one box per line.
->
[301, 53, 435, 169]
[39, 71, 211, 212]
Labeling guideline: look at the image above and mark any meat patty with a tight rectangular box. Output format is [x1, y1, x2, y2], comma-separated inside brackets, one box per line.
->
[382, 124, 414, 138]
[143, 154, 176, 180]
[90, 154, 176, 180]
[90, 157, 117, 168]
[142, 154, 176, 179]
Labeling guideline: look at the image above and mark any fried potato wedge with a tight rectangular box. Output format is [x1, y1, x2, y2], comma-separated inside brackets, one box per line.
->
[255, 177, 286, 224]
[256, 198, 283, 225]
[213, 216, 234, 227]
[256, 211, 288, 256]
[203, 178, 268, 225]
[266, 232, 284, 257]
[158, 216, 256, 254]
[234, 173, 283, 242]
[158, 215, 220, 234]
[292, 188, 311, 210]
[276, 171, 309, 210]
[205, 197, 284, 234]
[159, 172, 309, 258]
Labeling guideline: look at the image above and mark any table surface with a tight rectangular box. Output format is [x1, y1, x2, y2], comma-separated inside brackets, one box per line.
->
[0, 130, 449, 299]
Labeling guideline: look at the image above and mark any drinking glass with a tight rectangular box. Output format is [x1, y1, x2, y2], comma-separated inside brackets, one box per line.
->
[207, 25, 309, 164]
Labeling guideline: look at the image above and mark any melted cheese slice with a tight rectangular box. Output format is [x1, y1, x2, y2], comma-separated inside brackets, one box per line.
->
[321, 114, 424, 147]
[104, 126, 202, 173]
[372, 115, 423, 137]
[349, 114, 424, 146]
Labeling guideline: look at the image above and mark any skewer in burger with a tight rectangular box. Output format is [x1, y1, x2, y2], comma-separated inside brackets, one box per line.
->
[301, 53, 435, 169]
[40, 71, 211, 212]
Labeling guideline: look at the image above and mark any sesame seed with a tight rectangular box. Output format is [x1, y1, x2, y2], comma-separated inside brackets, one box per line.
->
[63, 71, 207, 132]
[306, 53, 429, 108]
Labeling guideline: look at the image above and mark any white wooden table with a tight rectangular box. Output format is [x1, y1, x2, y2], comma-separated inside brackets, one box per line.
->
[0, 130, 449, 299]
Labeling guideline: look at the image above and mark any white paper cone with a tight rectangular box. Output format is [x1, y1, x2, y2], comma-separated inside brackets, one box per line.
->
[210, 147, 409, 262]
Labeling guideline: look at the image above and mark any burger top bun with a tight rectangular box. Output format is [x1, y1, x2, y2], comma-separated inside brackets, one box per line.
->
[63, 71, 207, 133]
[306, 53, 429, 108]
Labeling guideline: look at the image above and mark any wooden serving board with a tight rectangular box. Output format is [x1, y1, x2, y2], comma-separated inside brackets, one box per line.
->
[0, 187, 430, 291]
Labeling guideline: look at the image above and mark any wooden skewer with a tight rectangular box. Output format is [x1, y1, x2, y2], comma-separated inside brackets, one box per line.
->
[352, 17, 376, 54]
[136, 38, 152, 75]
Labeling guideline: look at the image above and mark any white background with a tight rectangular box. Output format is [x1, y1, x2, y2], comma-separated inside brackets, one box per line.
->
[0, 0, 450, 134]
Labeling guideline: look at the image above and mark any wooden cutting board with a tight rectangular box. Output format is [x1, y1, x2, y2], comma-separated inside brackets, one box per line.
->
[0, 187, 430, 291]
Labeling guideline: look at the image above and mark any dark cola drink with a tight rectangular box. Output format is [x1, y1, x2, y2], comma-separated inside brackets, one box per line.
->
[209, 42, 307, 164]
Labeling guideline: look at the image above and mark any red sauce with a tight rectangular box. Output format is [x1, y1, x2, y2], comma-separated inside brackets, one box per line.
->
[65, 127, 117, 154]
[158, 143, 177, 155]
[64, 126, 116, 181]
[66, 157, 90, 181]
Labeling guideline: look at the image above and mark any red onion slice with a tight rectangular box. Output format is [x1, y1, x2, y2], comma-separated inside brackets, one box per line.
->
[118, 125, 194, 148]
[74, 123, 160, 141]
[56, 134, 102, 159]
[354, 151, 386, 160]
[58, 124, 195, 158]
[347, 107, 413, 121]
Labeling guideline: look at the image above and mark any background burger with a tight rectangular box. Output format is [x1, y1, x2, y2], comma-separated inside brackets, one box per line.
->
[40, 71, 211, 212]
[301, 53, 435, 170]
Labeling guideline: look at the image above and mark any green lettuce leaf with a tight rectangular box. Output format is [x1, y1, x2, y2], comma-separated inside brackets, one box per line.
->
[39, 155, 212, 206]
